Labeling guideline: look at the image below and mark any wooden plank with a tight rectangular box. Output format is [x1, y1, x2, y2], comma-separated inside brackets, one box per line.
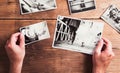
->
[107, 49, 120, 73]
[0, 20, 120, 73]
[8, 0, 17, 3]
[0, 20, 15, 31]
[0, 0, 8, 4]
[0, 0, 120, 19]
[0, 20, 16, 54]
[0, 19, 119, 49]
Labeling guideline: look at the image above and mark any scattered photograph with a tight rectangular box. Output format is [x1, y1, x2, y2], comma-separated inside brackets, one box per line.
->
[101, 5, 120, 33]
[67, 0, 96, 14]
[19, 0, 57, 14]
[52, 16, 104, 54]
[20, 21, 50, 45]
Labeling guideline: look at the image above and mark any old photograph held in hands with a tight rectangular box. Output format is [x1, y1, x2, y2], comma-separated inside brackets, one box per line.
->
[68, 0, 96, 14]
[19, 0, 57, 14]
[20, 21, 50, 45]
[52, 16, 104, 54]
[101, 5, 120, 33]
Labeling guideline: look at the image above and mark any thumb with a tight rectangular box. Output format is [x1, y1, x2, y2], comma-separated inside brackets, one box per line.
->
[19, 33, 25, 49]
[94, 39, 104, 54]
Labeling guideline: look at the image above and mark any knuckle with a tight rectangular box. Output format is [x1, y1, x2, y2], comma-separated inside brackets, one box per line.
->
[94, 50, 99, 54]
[94, 51, 99, 56]
[106, 41, 112, 46]
[11, 34, 15, 37]
[111, 53, 115, 57]
[107, 52, 115, 59]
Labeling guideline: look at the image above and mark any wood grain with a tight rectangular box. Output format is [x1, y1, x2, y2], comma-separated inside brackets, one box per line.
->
[0, 20, 120, 73]
[0, 0, 120, 73]
[0, 0, 120, 19]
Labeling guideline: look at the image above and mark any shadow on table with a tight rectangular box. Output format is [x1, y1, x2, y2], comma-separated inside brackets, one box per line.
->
[83, 54, 93, 73]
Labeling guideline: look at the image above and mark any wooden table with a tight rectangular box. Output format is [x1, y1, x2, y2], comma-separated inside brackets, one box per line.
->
[0, 0, 120, 73]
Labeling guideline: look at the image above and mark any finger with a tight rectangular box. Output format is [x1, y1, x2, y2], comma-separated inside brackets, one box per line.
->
[111, 52, 115, 58]
[106, 52, 115, 60]
[6, 40, 9, 45]
[102, 38, 112, 51]
[10, 33, 21, 45]
[19, 33, 25, 49]
[94, 39, 104, 54]
[5, 40, 9, 49]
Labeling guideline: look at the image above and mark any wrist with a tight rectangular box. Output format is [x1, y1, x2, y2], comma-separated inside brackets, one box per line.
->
[10, 61, 23, 73]
[93, 66, 105, 73]
[10, 58, 24, 65]
[10, 60, 23, 66]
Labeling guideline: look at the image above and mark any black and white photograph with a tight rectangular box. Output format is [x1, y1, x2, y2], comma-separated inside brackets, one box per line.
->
[19, 0, 57, 14]
[67, 0, 96, 14]
[101, 5, 120, 33]
[52, 16, 104, 54]
[20, 21, 50, 45]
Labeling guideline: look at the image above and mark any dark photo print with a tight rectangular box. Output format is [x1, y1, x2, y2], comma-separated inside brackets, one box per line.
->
[53, 16, 104, 54]
[101, 5, 120, 33]
[20, 21, 50, 45]
[19, 0, 57, 14]
[68, 0, 96, 14]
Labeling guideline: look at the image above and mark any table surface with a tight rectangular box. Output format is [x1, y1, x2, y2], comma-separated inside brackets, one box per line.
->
[0, 0, 120, 73]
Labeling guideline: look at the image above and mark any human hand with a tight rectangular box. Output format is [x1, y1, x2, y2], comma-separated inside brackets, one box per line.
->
[5, 32, 25, 64]
[93, 38, 115, 73]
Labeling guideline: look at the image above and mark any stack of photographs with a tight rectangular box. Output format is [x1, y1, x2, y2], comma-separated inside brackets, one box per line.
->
[19, 0, 57, 14]
[20, 21, 50, 45]
[52, 16, 104, 54]
[67, 0, 96, 14]
[101, 5, 120, 33]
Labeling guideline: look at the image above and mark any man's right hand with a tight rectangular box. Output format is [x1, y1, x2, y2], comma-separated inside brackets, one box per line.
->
[93, 38, 115, 73]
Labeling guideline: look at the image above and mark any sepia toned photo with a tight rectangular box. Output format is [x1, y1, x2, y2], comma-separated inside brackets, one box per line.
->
[52, 16, 104, 54]
[19, 0, 57, 14]
[20, 21, 50, 45]
[101, 5, 120, 33]
[67, 0, 96, 14]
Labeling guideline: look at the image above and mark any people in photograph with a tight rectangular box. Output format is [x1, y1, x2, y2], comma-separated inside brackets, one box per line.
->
[22, 0, 41, 12]
[21, 0, 55, 13]
[68, 19, 80, 44]
[21, 27, 38, 44]
[37, 2, 55, 10]
[74, 21, 103, 48]
[114, 11, 120, 24]
[108, 8, 118, 20]
[93, 32, 102, 45]
[81, 42, 85, 47]
[5, 32, 115, 73]
[74, 21, 89, 46]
